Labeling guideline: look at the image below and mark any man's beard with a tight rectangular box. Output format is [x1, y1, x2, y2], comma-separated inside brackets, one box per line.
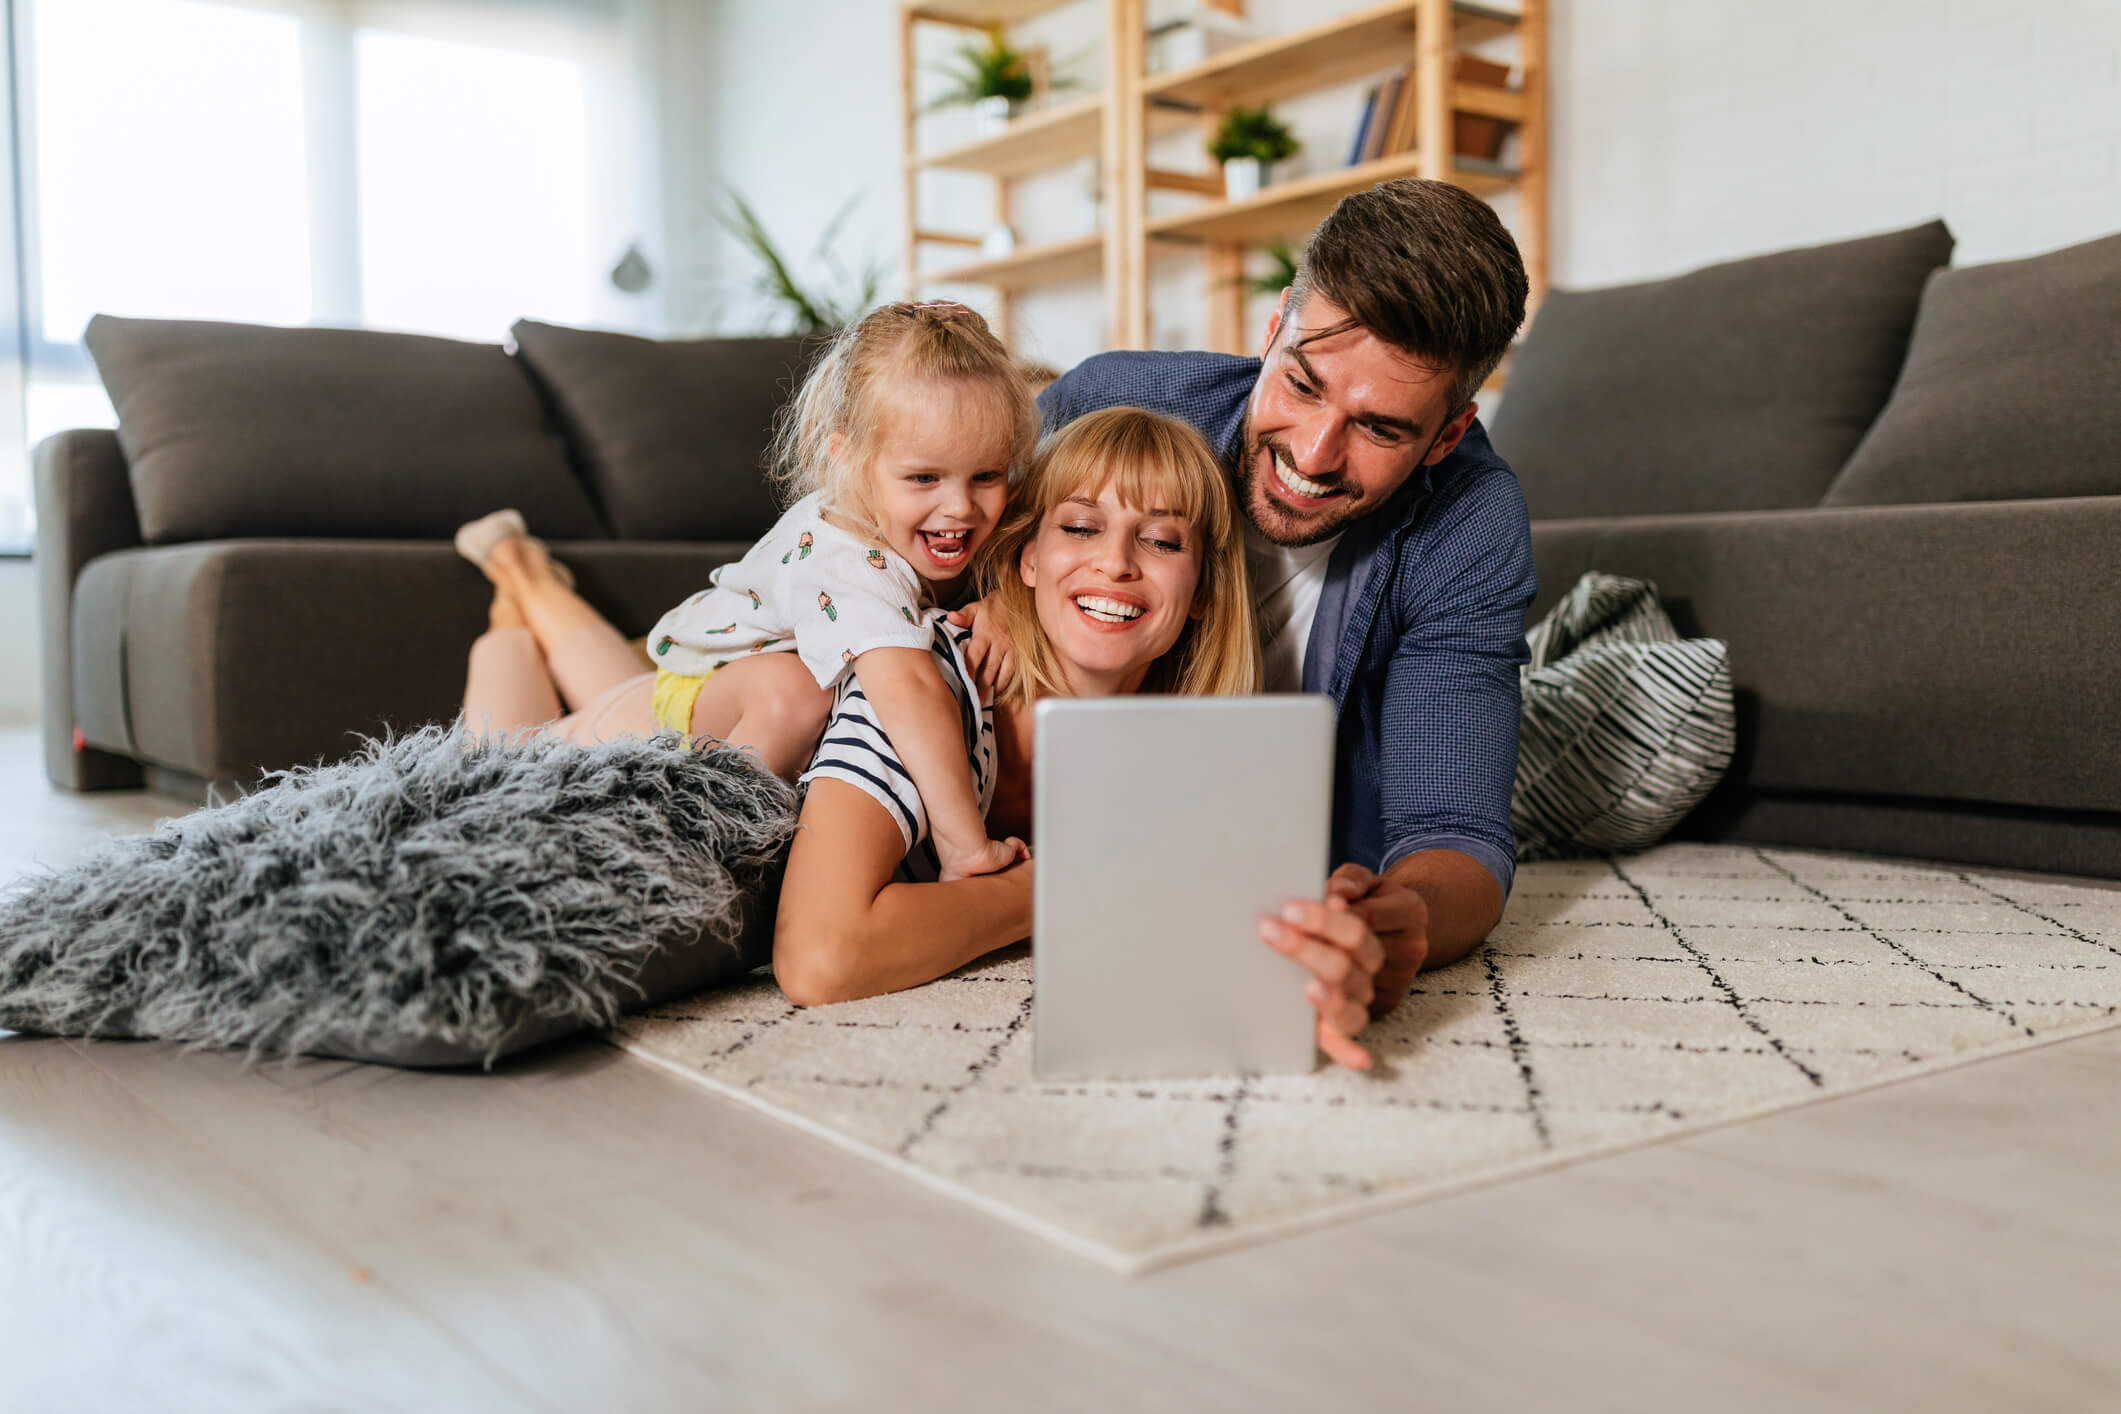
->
[1235, 413, 1446, 549]
[1237, 426, 1364, 549]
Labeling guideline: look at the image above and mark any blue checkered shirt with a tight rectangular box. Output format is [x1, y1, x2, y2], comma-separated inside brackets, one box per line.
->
[1038, 350, 1537, 899]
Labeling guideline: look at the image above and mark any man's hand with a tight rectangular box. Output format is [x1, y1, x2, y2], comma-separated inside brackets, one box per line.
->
[945, 597, 1014, 700]
[1326, 862, 1431, 1018]
[1258, 894, 1386, 1070]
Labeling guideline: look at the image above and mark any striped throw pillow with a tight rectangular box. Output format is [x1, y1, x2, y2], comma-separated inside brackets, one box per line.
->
[1513, 574, 1737, 861]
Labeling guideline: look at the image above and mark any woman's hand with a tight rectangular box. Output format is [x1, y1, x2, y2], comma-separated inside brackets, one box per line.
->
[946, 596, 1015, 701]
[1258, 890, 1389, 1071]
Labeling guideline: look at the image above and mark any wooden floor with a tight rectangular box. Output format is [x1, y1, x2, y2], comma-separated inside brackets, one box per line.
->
[4, 727, 2119, 1413]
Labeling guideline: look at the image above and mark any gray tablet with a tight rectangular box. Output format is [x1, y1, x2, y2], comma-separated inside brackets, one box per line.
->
[1032, 695, 1333, 1081]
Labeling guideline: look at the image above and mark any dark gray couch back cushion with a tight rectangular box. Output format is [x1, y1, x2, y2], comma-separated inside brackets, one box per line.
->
[1822, 231, 2121, 506]
[84, 316, 606, 544]
[1489, 220, 1954, 520]
[509, 320, 823, 541]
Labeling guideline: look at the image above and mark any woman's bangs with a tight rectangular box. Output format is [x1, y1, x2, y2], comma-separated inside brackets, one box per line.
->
[1056, 449, 1212, 531]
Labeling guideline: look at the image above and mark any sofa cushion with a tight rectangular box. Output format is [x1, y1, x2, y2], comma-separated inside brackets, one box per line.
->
[1512, 573, 1736, 860]
[1822, 232, 2121, 506]
[71, 539, 752, 782]
[83, 315, 607, 544]
[509, 320, 822, 540]
[1489, 220, 1954, 520]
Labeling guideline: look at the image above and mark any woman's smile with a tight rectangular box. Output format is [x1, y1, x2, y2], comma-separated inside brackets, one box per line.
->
[1069, 591, 1147, 627]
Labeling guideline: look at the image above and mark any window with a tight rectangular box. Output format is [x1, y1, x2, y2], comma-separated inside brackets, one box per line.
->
[3, 0, 650, 553]
[355, 28, 594, 340]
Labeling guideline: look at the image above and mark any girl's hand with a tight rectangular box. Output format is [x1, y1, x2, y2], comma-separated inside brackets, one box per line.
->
[1257, 894, 1387, 1071]
[947, 596, 1015, 700]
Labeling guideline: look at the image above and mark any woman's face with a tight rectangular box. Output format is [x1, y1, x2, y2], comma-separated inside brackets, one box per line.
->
[1019, 481, 1203, 696]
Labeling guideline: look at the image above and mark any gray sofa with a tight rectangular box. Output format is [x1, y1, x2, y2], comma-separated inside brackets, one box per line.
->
[1494, 221, 2120, 878]
[35, 221, 2121, 879]
[37, 317, 820, 799]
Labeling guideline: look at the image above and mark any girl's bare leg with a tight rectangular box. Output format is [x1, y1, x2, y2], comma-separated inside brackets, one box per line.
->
[462, 592, 565, 742]
[685, 652, 833, 779]
[476, 535, 644, 712]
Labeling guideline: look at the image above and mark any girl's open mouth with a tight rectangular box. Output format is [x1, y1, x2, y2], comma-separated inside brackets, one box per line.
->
[917, 528, 971, 569]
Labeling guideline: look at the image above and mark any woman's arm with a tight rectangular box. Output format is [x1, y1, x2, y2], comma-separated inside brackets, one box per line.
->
[772, 779, 1032, 1007]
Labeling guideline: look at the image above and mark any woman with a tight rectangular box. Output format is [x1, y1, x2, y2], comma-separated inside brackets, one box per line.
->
[459, 407, 1389, 1068]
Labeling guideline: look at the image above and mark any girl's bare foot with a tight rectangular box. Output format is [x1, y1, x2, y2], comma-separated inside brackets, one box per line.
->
[456, 508, 574, 591]
[485, 530, 579, 595]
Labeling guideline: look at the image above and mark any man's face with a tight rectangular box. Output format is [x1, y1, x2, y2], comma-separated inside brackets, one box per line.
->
[1239, 290, 1479, 547]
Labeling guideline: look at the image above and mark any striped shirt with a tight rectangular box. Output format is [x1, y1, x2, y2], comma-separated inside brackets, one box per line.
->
[798, 617, 996, 882]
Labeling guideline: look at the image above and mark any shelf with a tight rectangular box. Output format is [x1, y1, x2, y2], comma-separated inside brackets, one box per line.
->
[1146, 151, 1519, 246]
[915, 95, 1104, 178]
[1142, 0, 1521, 113]
[911, 232, 1103, 291]
[908, 0, 1079, 25]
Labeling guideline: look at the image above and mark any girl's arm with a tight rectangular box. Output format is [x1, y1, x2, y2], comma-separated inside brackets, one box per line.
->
[853, 646, 1022, 880]
[772, 779, 1032, 1007]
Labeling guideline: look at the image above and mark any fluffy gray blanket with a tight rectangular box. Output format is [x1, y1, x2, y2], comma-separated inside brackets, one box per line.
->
[0, 725, 797, 1064]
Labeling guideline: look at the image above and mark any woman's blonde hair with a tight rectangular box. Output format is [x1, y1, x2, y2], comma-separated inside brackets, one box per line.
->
[767, 301, 1039, 539]
[981, 406, 1262, 703]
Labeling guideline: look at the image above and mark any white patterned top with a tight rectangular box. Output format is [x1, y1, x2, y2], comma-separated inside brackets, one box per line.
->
[645, 492, 935, 689]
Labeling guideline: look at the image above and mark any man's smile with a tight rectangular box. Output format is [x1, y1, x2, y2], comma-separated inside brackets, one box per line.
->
[1270, 454, 1346, 505]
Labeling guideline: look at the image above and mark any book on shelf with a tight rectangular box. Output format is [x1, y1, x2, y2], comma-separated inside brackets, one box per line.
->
[1384, 64, 1422, 155]
[1346, 85, 1378, 167]
[1364, 69, 1406, 163]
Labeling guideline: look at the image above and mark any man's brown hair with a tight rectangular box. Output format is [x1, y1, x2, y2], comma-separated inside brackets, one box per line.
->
[1286, 177, 1528, 414]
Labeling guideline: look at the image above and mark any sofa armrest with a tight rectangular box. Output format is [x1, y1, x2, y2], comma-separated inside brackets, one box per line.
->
[1528, 495, 2121, 814]
[33, 429, 146, 790]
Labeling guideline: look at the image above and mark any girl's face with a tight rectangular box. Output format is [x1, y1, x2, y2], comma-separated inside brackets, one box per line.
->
[1018, 479, 1204, 696]
[848, 377, 1014, 587]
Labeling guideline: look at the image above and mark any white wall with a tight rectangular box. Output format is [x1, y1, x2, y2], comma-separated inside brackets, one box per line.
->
[1549, 0, 2121, 286]
[672, 0, 2121, 354]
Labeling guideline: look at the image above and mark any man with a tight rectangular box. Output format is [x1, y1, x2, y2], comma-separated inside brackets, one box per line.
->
[1023, 178, 1536, 1068]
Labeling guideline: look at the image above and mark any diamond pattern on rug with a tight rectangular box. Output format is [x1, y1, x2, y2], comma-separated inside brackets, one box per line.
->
[614, 845, 2121, 1271]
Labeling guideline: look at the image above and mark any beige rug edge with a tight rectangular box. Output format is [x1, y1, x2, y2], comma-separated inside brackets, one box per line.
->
[614, 1008, 2121, 1275]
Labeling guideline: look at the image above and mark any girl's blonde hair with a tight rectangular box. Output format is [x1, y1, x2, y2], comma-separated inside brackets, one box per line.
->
[767, 301, 1039, 538]
[981, 406, 1262, 703]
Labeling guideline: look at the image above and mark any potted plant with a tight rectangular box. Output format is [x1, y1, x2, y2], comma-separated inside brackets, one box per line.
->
[1208, 105, 1300, 200]
[1243, 239, 1303, 298]
[715, 189, 883, 335]
[925, 27, 1036, 138]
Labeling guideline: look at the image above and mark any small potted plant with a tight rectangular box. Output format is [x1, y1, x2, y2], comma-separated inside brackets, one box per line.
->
[1208, 105, 1300, 200]
[926, 27, 1036, 138]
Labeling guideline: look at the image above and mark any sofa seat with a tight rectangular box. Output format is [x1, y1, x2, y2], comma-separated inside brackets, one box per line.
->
[1530, 495, 2121, 876]
[70, 539, 750, 787]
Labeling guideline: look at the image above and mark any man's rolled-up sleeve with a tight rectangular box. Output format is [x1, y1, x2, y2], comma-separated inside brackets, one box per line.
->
[1376, 468, 1538, 901]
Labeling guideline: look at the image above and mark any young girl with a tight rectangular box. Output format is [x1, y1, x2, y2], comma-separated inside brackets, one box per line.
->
[643, 300, 1038, 880]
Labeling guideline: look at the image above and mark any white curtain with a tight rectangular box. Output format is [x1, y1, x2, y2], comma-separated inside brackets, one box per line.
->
[2, 0, 669, 551]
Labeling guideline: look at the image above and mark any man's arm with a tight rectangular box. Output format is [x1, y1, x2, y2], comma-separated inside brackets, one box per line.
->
[1357, 467, 1536, 1000]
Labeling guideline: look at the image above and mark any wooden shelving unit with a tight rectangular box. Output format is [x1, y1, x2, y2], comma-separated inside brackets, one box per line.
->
[913, 94, 1105, 179]
[1147, 151, 1518, 244]
[917, 232, 1105, 289]
[899, 0, 1547, 353]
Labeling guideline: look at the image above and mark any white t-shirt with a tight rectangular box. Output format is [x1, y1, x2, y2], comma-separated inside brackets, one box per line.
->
[1245, 523, 1342, 693]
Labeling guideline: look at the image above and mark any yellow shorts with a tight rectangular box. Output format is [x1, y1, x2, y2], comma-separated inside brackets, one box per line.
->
[650, 666, 712, 736]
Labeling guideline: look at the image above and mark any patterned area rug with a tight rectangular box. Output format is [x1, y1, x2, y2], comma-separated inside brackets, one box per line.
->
[614, 844, 2121, 1272]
